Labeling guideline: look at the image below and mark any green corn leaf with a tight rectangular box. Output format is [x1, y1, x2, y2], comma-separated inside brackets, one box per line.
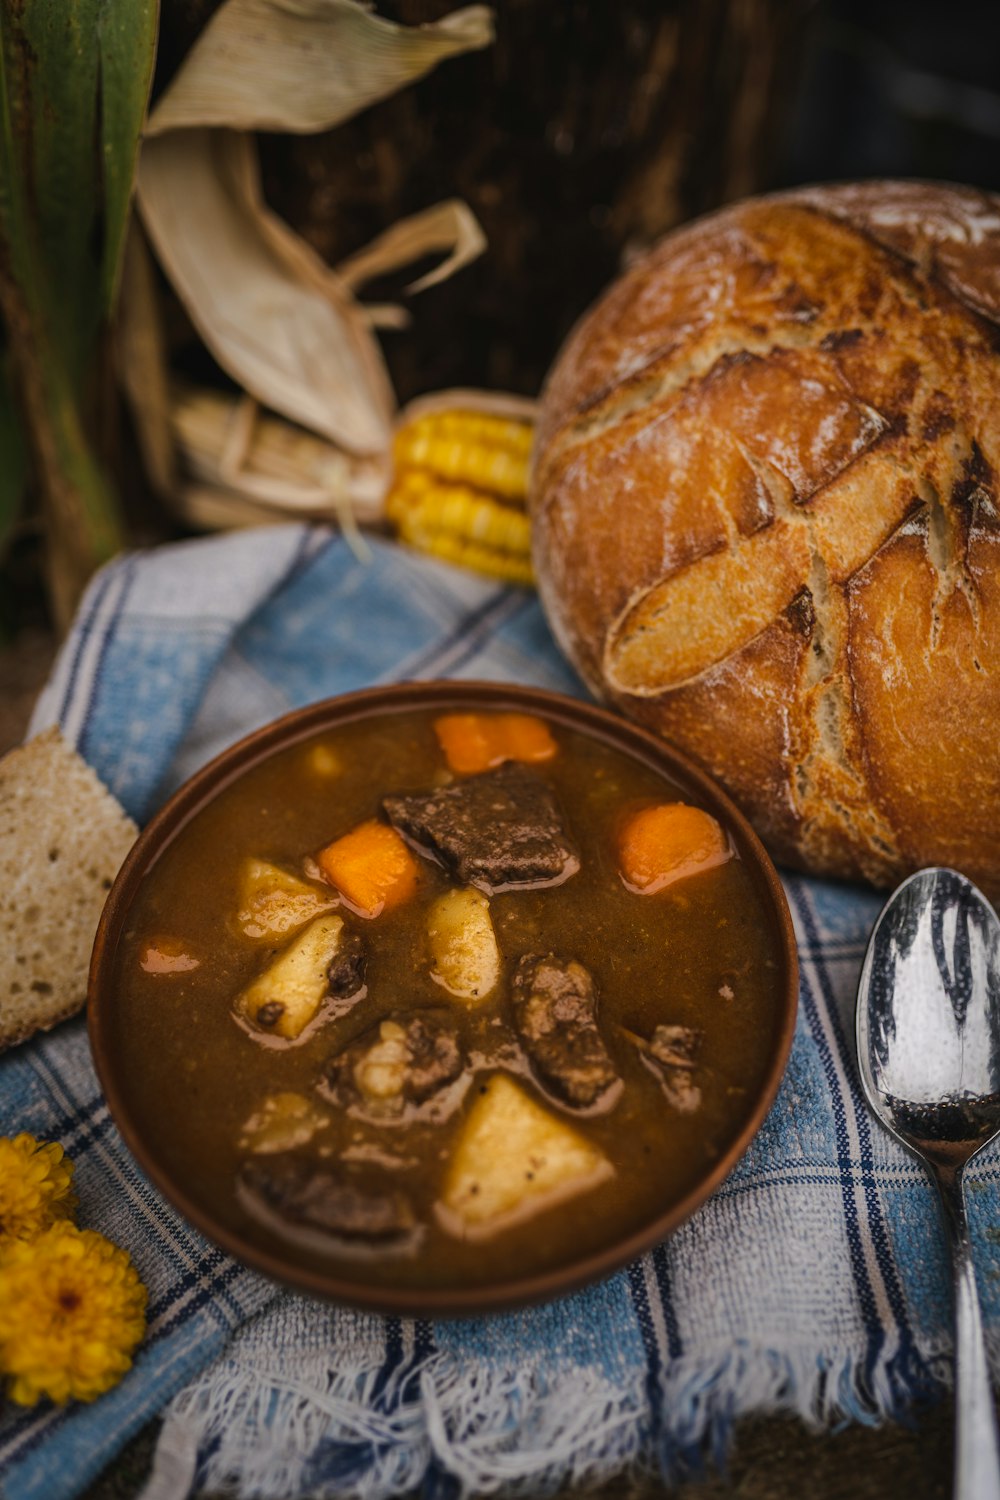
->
[0, 0, 158, 625]
[1, 0, 158, 378]
[0, 16, 37, 323]
[0, 350, 27, 560]
[9, 2, 102, 386]
[99, 0, 159, 314]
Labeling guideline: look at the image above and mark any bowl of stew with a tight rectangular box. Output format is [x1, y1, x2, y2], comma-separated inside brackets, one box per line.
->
[89, 681, 798, 1316]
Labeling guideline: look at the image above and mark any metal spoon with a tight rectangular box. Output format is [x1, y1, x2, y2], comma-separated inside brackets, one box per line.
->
[856, 866, 1000, 1500]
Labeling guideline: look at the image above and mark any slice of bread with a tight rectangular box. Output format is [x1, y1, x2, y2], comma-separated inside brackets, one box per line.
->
[0, 727, 137, 1051]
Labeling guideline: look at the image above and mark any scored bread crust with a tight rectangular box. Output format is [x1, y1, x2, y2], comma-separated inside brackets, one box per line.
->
[531, 181, 1000, 898]
[0, 728, 137, 1050]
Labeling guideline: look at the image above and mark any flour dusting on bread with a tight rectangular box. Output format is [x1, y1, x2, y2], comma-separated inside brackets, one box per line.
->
[532, 181, 1000, 898]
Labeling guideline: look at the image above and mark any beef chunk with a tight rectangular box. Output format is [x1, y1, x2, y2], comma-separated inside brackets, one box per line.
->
[239, 1155, 415, 1241]
[403, 1018, 464, 1101]
[648, 1024, 702, 1070]
[382, 763, 579, 893]
[327, 930, 366, 999]
[318, 1011, 465, 1118]
[512, 954, 620, 1109]
[631, 1023, 703, 1113]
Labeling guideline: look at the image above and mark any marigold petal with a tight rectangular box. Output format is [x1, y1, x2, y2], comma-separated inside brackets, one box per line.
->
[0, 1135, 77, 1246]
[0, 1224, 146, 1406]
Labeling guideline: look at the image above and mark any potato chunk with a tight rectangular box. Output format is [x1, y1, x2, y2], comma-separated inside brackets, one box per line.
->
[427, 887, 500, 1004]
[239, 1092, 328, 1153]
[237, 857, 336, 941]
[304, 742, 342, 778]
[237, 914, 344, 1039]
[438, 1074, 612, 1239]
[353, 1020, 412, 1103]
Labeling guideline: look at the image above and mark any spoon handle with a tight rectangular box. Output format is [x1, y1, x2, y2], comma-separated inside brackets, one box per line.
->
[936, 1166, 1000, 1500]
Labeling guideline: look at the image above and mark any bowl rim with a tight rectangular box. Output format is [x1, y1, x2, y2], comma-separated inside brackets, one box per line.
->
[89, 679, 799, 1317]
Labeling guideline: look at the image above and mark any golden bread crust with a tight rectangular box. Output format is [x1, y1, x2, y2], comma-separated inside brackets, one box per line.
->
[532, 181, 1000, 898]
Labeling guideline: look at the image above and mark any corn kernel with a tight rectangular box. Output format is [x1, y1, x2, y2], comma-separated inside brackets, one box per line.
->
[388, 404, 535, 585]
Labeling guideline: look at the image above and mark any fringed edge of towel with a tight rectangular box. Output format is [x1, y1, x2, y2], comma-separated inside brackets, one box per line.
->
[140, 1334, 944, 1500]
[652, 1336, 943, 1476]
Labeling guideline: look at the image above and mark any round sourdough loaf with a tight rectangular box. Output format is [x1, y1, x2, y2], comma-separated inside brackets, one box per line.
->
[531, 181, 1000, 898]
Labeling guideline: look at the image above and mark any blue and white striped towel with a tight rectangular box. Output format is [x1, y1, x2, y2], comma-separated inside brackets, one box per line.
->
[1, 526, 988, 1500]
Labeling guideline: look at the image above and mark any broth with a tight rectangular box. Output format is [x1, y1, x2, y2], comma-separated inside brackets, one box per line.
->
[108, 704, 786, 1295]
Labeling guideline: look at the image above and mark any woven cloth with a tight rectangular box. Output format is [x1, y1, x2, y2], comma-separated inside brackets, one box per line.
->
[0, 527, 990, 1500]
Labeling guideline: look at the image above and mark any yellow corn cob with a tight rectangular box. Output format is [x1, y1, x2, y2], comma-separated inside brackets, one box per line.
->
[393, 412, 531, 502]
[402, 527, 534, 587]
[387, 477, 534, 585]
[389, 405, 535, 585]
[388, 478, 530, 553]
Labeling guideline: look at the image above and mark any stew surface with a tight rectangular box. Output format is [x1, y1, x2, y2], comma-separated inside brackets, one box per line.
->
[109, 704, 787, 1295]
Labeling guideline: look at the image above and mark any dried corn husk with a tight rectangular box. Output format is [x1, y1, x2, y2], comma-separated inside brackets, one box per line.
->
[176, 484, 377, 560]
[146, 0, 493, 137]
[171, 384, 388, 519]
[131, 0, 495, 536]
[138, 130, 395, 456]
[337, 200, 487, 297]
[396, 388, 539, 427]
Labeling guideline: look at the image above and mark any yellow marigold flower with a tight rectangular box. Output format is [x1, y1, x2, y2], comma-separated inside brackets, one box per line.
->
[0, 1223, 147, 1406]
[0, 1133, 77, 1244]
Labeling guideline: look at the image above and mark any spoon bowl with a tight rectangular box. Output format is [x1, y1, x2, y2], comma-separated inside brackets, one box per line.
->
[857, 867, 1000, 1500]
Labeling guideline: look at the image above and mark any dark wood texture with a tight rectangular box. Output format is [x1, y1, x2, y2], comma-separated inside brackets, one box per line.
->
[154, 0, 810, 404]
[258, 0, 808, 400]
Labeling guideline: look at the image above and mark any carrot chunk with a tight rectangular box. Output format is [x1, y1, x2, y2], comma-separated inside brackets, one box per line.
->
[433, 712, 557, 775]
[316, 819, 418, 918]
[139, 938, 200, 974]
[618, 803, 732, 894]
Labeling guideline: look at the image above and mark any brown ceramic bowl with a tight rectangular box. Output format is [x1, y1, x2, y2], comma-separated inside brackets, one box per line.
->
[89, 681, 798, 1317]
